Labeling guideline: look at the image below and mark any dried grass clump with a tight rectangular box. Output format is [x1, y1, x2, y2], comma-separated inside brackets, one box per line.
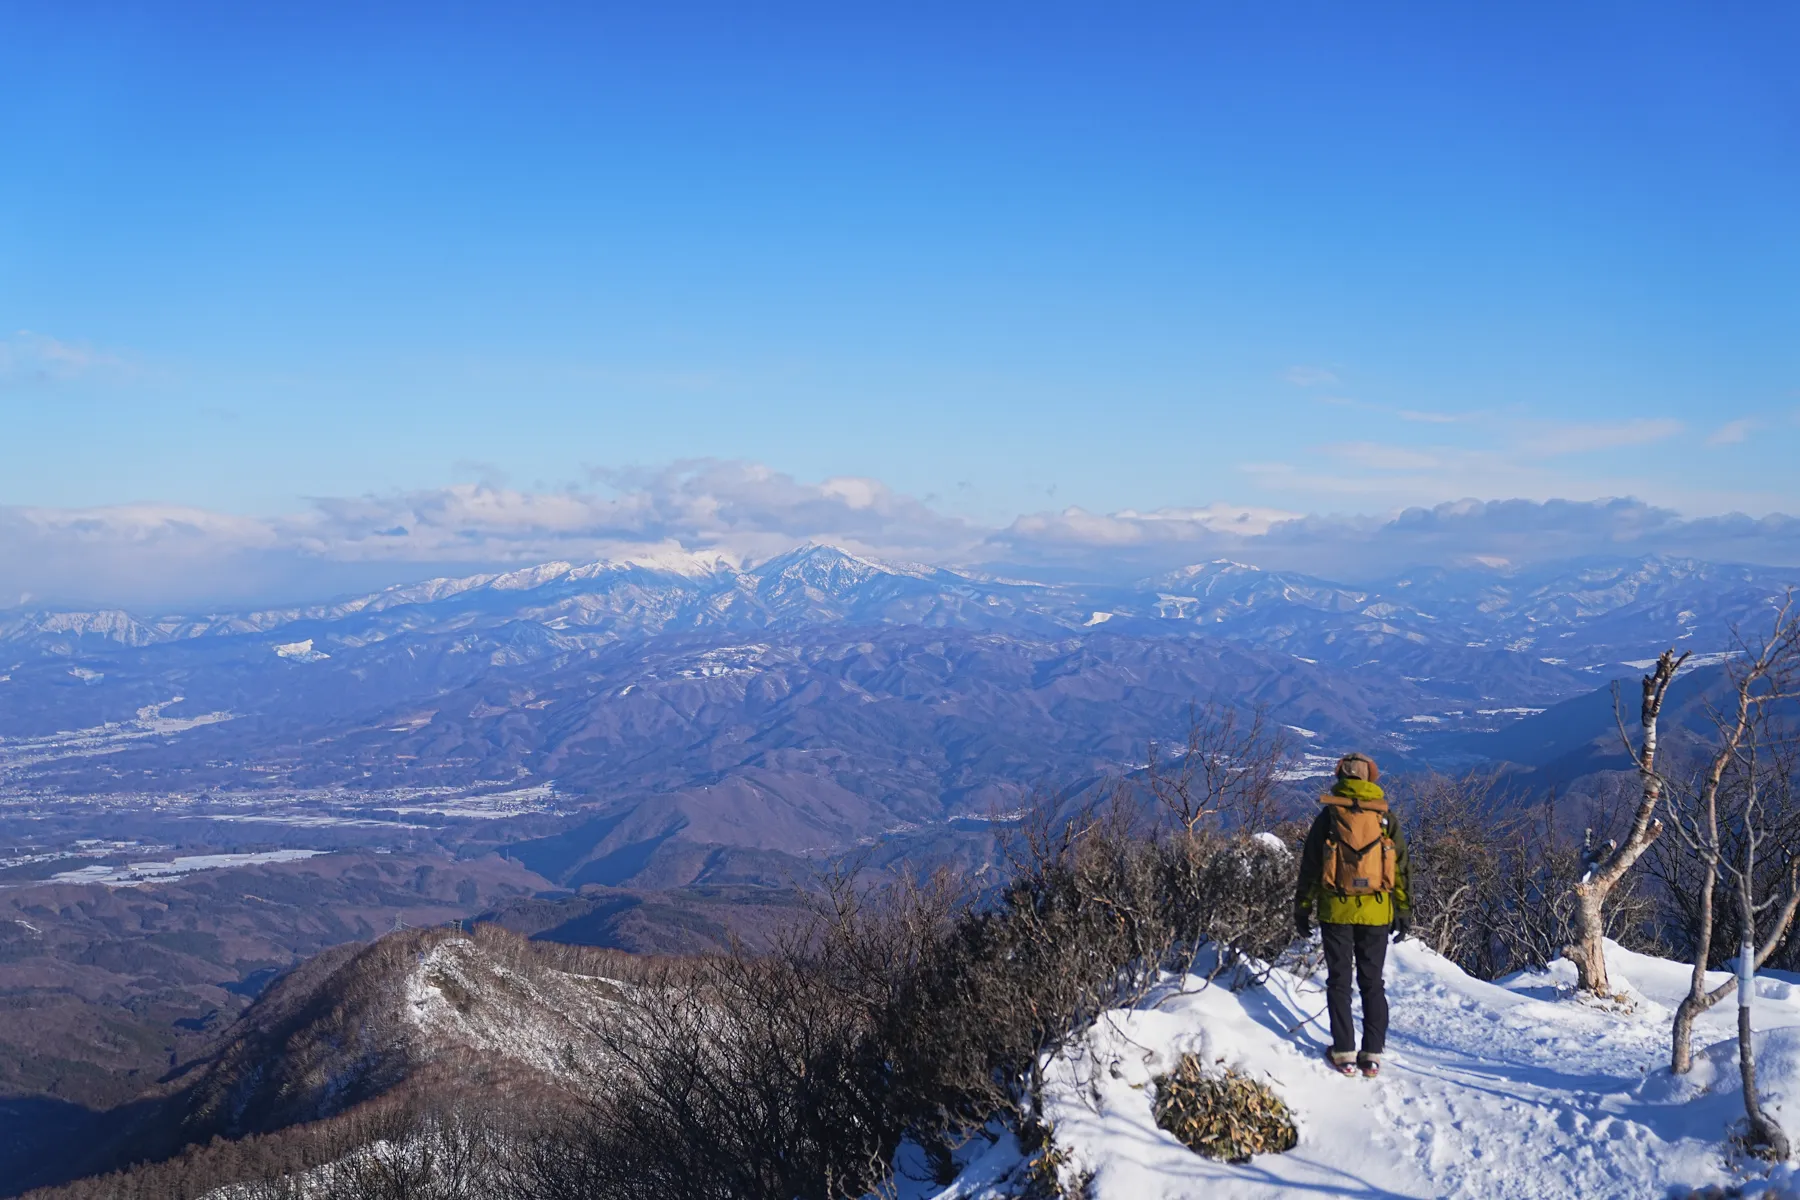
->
[1152, 1055, 1297, 1163]
[1009, 1119, 1092, 1200]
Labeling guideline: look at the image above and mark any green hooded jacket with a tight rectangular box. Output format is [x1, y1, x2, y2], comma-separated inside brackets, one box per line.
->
[1295, 777, 1411, 927]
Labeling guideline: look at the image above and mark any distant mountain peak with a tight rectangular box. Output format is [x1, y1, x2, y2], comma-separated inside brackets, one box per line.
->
[488, 561, 577, 591]
[1141, 559, 1278, 593]
[357, 549, 737, 611]
[565, 547, 737, 580]
[619, 546, 737, 577]
[759, 542, 878, 567]
[1152, 559, 1265, 582]
[753, 543, 938, 584]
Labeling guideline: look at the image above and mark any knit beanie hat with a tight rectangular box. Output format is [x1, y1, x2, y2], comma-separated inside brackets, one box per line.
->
[1336, 752, 1379, 783]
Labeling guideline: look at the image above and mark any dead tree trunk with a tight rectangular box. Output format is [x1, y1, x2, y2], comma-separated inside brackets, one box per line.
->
[1565, 649, 1686, 997]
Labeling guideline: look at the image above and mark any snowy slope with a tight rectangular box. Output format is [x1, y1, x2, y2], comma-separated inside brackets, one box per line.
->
[403, 934, 624, 1075]
[916, 941, 1800, 1199]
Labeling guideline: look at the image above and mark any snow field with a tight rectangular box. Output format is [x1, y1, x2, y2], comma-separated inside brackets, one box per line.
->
[49, 848, 324, 887]
[920, 941, 1800, 1199]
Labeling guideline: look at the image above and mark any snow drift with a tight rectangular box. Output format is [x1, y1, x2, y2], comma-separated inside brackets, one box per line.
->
[907, 940, 1800, 1200]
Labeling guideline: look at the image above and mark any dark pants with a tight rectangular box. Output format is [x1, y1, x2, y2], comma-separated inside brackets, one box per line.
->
[1322, 922, 1389, 1061]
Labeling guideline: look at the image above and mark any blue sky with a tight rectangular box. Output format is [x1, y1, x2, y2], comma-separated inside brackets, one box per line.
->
[2, 3, 1798, 603]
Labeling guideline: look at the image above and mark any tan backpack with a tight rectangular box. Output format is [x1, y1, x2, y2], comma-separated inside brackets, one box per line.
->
[1320, 801, 1396, 896]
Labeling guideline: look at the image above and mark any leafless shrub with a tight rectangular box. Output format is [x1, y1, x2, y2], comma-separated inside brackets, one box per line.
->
[1395, 772, 1505, 968]
[538, 948, 888, 1200]
[1147, 702, 1295, 834]
[872, 786, 1299, 1168]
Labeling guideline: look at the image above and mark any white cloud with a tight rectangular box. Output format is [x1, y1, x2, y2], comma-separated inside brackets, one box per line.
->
[12, 459, 1800, 608]
[1283, 365, 1339, 388]
[1239, 444, 1567, 506]
[1520, 418, 1683, 457]
[1331, 442, 1443, 471]
[0, 330, 132, 386]
[277, 462, 983, 573]
[1001, 503, 1302, 551]
[1115, 504, 1303, 536]
[1708, 418, 1756, 446]
[1232, 410, 1707, 513]
[0, 461, 983, 608]
[991, 496, 1800, 580]
[1305, 392, 1474, 426]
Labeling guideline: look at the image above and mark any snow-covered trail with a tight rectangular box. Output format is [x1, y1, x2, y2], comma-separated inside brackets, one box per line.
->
[1351, 944, 1689, 1197]
[923, 941, 1800, 1199]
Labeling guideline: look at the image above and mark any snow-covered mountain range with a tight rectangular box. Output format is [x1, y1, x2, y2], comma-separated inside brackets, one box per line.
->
[5, 545, 1787, 665]
[1, 546, 1794, 888]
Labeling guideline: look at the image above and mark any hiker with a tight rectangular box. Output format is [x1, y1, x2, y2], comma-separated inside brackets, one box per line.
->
[1294, 752, 1411, 1079]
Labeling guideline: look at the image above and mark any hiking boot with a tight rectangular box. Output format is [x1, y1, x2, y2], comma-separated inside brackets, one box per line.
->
[1358, 1058, 1380, 1079]
[1325, 1050, 1358, 1077]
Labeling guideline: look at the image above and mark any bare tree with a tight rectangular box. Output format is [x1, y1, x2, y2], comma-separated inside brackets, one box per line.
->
[1652, 600, 1800, 1158]
[1565, 649, 1687, 996]
[1666, 603, 1800, 1081]
[1146, 702, 1293, 835]
[1727, 738, 1799, 1159]
[1402, 771, 1506, 968]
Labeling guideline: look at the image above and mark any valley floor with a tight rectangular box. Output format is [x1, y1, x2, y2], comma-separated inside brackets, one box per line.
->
[921, 941, 1800, 1199]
